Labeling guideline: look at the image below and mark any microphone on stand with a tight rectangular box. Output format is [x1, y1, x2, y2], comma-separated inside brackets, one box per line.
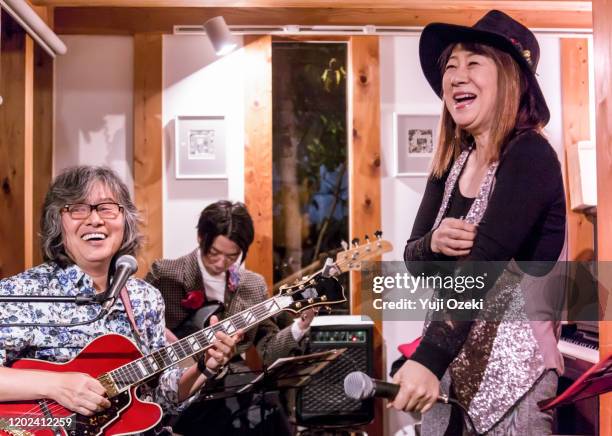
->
[0, 254, 139, 328]
[343, 371, 449, 403]
[98, 255, 138, 313]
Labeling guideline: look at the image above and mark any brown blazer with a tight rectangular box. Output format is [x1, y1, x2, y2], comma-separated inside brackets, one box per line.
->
[145, 249, 304, 365]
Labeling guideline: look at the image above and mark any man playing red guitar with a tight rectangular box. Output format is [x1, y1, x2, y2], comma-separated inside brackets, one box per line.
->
[0, 166, 239, 435]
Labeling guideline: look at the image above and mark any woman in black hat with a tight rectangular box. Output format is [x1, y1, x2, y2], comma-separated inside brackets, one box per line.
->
[390, 10, 566, 435]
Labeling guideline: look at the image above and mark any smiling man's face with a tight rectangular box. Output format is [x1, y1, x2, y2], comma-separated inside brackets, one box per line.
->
[61, 181, 125, 275]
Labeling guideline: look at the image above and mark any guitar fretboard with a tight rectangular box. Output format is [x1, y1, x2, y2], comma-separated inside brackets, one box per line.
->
[106, 295, 292, 392]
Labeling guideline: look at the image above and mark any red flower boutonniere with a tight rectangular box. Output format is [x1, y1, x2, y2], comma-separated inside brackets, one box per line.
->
[181, 290, 205, 310]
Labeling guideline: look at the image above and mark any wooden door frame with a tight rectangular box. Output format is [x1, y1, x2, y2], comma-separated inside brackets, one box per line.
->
[243, 34, 384, 435]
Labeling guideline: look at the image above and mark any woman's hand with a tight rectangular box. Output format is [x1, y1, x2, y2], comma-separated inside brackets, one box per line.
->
[389, 360, 440, 413]
[43, 372, 111, 416]
[431, 218, 477, 257]
[202, 315, 242, 372]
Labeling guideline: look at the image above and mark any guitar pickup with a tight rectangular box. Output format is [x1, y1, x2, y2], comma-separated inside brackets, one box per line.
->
[98, 373, 119, 398]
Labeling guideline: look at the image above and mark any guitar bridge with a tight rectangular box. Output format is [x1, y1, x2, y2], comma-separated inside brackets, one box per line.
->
[98, 373, 119, 398]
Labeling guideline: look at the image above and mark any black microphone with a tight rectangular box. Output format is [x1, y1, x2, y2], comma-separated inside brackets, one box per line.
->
[344, 371, 449, 403]
[99, 255, 138, 312]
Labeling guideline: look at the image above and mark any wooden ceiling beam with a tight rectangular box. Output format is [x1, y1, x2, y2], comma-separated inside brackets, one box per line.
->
[53, 6, 592, 34]
[35, 0, 592, 11]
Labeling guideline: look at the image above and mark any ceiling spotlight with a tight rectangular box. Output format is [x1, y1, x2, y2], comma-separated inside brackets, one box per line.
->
[204, 16, 237, 56]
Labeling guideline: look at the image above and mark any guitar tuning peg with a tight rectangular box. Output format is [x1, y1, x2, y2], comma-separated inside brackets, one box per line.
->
[325, 306, 333, 314]
[341, 240, 349, 251]
[364, 234, 372, 251]
[351, 238, 360, 247]
[374, 230, 383, 239]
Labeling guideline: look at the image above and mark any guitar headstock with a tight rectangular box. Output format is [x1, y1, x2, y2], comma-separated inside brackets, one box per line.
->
[333, 231, 392, 273]
[278, 275, 346, 314]
[277, 231, 392, 313]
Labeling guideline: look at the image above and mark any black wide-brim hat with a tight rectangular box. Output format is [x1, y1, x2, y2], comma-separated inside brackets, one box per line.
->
[419, 10, 550, 125]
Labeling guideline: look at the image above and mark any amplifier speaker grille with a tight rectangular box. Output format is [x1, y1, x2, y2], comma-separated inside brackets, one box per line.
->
[295, 322, 374, 427]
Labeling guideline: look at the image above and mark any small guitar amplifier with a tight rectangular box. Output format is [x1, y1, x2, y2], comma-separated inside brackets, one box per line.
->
[295, 315, 375, 427]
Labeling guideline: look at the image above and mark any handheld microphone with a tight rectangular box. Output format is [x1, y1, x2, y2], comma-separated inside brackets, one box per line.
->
[344, 371, 449, 403]
[344, 372, 476, 430]
[344, 371, 399, 400]
[99, 255, 138, 312]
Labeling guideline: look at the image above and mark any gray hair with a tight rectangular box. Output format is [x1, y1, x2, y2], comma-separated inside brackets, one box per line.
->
[40, 166, 143, 267]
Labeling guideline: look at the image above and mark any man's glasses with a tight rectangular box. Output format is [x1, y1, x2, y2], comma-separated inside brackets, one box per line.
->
[206, 246, 241, 263]
[62, 203, 124, 220]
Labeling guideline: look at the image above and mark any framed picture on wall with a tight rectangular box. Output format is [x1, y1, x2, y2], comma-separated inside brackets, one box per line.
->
[394, 112, 440, 177]
[175, 115, 227, 179]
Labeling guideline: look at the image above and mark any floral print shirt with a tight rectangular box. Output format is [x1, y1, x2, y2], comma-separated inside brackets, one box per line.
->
[0, 262, 187, 414]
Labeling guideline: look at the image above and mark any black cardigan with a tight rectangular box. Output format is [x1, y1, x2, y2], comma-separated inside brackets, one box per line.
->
[403, 130, 566, 378]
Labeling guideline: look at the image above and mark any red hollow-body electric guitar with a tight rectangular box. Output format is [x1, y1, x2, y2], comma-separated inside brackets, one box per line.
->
[0, 237, 391, 436]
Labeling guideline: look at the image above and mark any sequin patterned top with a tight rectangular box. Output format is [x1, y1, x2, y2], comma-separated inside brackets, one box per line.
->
[404, 130, 566, 378]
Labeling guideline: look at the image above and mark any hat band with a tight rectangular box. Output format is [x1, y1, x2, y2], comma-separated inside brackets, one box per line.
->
[508, 37, 533, 67]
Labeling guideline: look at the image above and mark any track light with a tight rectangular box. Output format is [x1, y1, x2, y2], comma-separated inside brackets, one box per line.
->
[203, 16, 237, 56]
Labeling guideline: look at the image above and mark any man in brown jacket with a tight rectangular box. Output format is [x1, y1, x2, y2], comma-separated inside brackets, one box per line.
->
[146, 200, 315, 435]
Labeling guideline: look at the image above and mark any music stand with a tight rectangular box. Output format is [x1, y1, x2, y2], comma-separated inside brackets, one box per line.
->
[199, 349, 347, 401]
[539, 352, 612, 411]
[190, 349, 346, 436]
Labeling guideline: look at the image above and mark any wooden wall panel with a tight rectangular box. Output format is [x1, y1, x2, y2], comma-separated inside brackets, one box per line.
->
[133, 33, 163, 277]
[0, 13, 33, 278]
[593, 0, 612, 434]
[348, 35, 383, 436]
[23, 37, 34, 269]
[32, 45, 54, 267]
[560, 38, 593, 261]
[53, 6, 592, 35]
[243, 35, 273, 289]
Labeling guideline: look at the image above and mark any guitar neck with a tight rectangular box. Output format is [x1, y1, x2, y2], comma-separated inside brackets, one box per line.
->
[104, 295, 292, 393]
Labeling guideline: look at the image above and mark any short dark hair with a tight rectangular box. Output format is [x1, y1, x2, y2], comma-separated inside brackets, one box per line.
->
[40, 165, 143, 267]
[197, 201, 254, 263]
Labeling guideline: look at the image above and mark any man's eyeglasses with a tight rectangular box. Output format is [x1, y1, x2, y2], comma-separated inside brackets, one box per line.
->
[206, 246, 241, 263]
[62, 203, 124, 220]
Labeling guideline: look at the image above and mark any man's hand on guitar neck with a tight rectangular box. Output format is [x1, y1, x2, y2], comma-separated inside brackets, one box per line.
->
[202, 315, 243, 373]
[177, 315, 243, 401]
[296, 308, 317, 332]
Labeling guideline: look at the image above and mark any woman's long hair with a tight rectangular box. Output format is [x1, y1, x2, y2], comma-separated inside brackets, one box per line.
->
[430, 42, 545, 179]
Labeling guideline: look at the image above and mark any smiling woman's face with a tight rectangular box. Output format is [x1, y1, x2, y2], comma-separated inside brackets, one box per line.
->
[61, 181, 125, 274]
[442, 44, 499, 137]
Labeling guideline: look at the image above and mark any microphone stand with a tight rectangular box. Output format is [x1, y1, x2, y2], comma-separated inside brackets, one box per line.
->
[0, 293, 112, 328]
[0, 294, 99, 304]
[1, 255, 138, 328]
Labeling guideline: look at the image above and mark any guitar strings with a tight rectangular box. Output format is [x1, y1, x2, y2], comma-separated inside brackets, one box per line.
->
[102, 298, 278, 388]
